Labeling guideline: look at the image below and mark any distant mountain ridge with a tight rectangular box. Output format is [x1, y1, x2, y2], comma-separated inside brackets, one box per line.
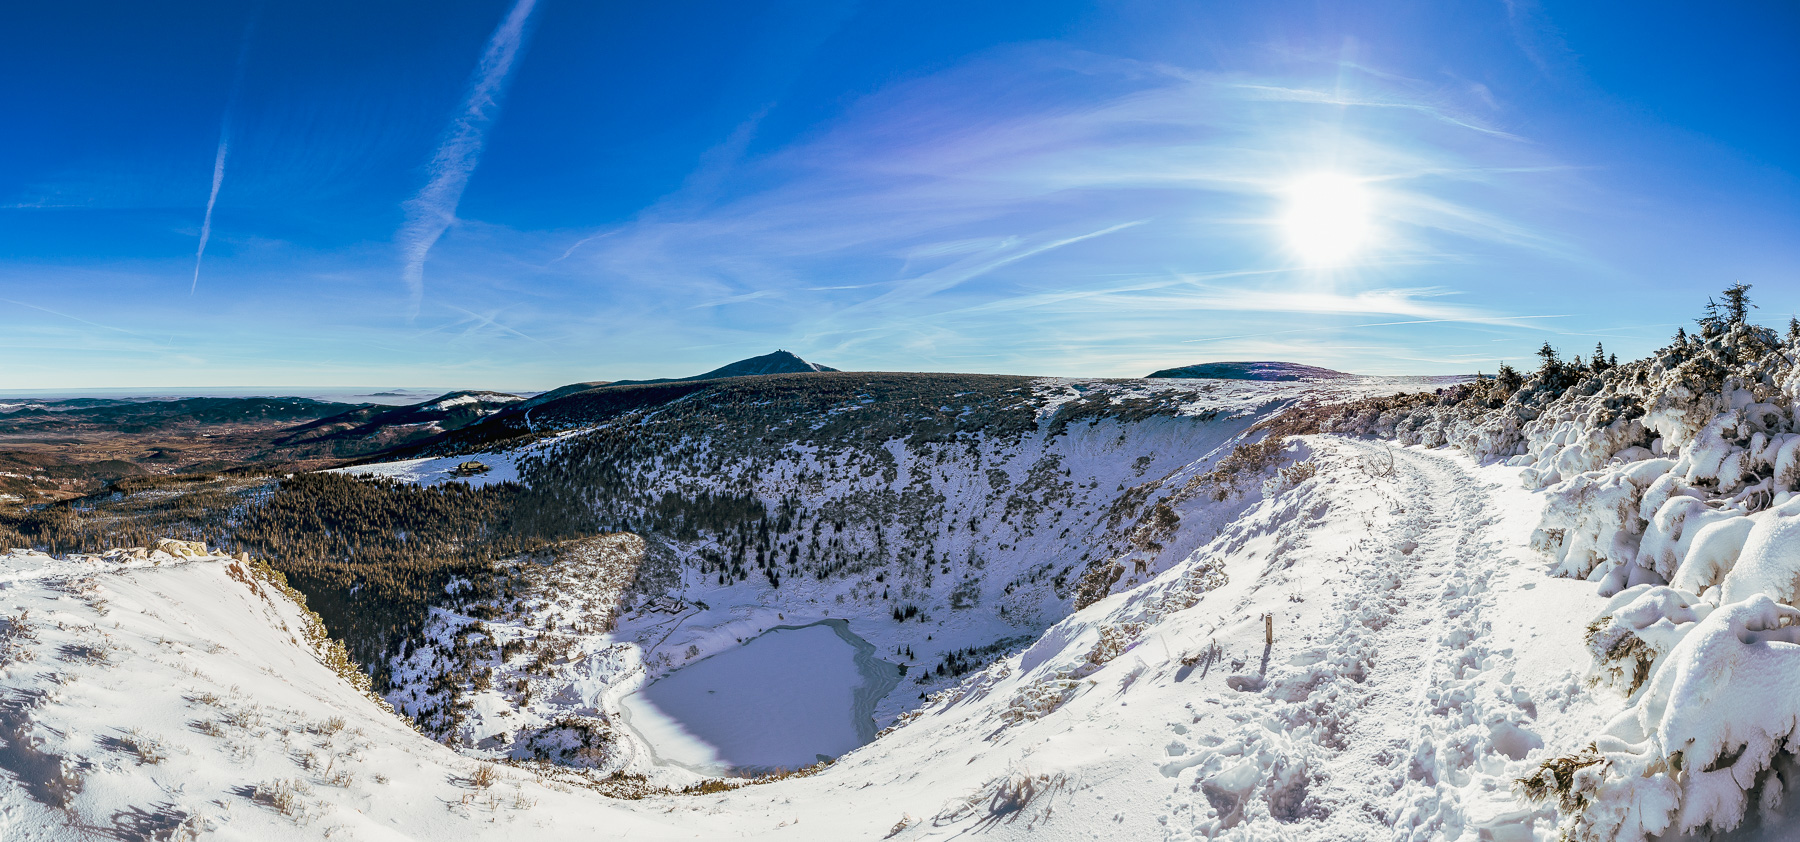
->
[605, 350, 839, 387]
[270, 390, 523, 458]
[1146, 360, 1351, 381]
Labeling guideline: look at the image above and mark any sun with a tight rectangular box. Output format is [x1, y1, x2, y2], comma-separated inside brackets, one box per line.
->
[1282, 173, 1375, 265]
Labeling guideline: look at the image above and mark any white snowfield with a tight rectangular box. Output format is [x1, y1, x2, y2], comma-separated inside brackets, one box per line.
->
[426, 394, 522, 412]
[328, 451, 525, 488]
[0, 436, 1631, 840]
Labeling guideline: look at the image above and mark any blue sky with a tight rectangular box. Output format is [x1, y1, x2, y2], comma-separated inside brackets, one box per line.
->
[3, 1, 1797, 390]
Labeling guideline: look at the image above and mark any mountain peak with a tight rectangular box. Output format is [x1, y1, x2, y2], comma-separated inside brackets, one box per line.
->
[606, 350, 840, 387]
[692, 350, 839, 380]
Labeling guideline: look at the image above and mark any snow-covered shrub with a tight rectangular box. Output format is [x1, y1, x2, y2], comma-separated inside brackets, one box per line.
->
[1084, 622, 1145, 666]
[1582, 586, 1711, 696]
[1529, 595, 1800, 840]
[999, 674, 1088, 725]
[1190, 434, 1300, 501]
[0, 611, 36, 665]
[1262, 459, 1318, 496]
[117, 729, 169, 765]
[523, 716, 617, 768]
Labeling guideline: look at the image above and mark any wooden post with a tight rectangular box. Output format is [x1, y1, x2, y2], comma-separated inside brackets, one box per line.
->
[1264, 613, 1273, 646]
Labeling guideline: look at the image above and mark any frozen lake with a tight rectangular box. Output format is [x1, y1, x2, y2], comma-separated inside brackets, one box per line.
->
[620, 620, 901, 775]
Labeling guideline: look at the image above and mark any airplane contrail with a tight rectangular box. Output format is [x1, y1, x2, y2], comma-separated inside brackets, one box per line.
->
[191, 140, 228, 294]
[191, 15, 257, 295]
[397, 0, 541, 319]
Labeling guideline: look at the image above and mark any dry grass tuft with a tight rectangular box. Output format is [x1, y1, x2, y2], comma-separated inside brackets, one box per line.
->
[1514, 747, 1604, 813]
[1584, 616, 1660, 696]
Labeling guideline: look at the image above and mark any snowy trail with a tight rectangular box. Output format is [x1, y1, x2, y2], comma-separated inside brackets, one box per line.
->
[1306, 440, 1536, 839]
[1138, 438, 1607, 841]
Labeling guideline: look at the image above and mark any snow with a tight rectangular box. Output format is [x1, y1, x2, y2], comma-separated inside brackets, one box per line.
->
[426, 393, 522, 412]
[619, 621, 898, 774]
[47, 357, 1800, 838]
[1321, 327, 1800, 839]
[329, 451, 523, 488]
[0, 550, 688, 840]
[0, 430, 1629, 840]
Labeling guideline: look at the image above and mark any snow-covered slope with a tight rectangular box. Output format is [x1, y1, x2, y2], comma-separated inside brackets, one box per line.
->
[0, 547, 692, 840]
[374, 377, 1306, 777]
[0, 435, 1621, 840]
[644, 438, 1614, 841]
[42, 351, 1800, 839]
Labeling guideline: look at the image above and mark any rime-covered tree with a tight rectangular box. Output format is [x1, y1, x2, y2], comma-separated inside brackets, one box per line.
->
[1591, 342, 1610, 373]
[1721, 282, 1754, 325]
[1536, 342, 1560, 374]
[1788, 316, 1799, 342]
[1698, 297, 1724, 337]
[1496, 363, 1523, 393]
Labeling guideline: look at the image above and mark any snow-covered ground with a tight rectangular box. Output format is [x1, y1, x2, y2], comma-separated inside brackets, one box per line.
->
[0, 433, 1632, 840]
[0, 549, 689, 840]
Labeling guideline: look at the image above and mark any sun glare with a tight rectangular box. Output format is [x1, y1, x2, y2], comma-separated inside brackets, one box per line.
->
[1282, 173, 1374, 265]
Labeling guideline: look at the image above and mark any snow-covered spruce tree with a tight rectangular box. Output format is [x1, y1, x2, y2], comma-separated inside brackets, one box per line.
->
[1324, 284, 1800, 840]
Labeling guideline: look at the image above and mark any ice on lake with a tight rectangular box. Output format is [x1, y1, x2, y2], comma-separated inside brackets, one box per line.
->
[620, 620, 900, 775]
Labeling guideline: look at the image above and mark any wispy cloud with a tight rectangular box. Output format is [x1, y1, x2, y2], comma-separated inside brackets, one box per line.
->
[889, 221, 1145, 302]
[1180, 313, 1570, 343]
[191, 15, 257, 295]
[435, 44, 1605, 377]
[0, 297, 156, 342]
[689, 289, 782, 309]
[397, 0, 540, 318]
